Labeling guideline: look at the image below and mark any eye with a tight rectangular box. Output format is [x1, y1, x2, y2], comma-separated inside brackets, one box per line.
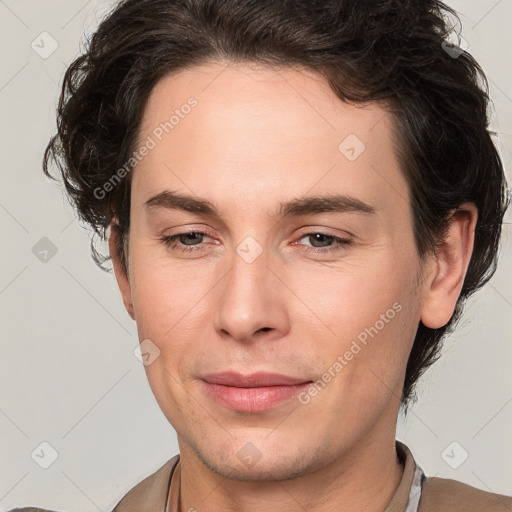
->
[160, 231, 214, 253]
[159, 230, 352, 255]
[295, 232, 352, 254]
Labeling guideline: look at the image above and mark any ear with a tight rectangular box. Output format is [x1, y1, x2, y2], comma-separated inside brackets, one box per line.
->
[108, 222, 135, 320]
[420, 202, 478, 329]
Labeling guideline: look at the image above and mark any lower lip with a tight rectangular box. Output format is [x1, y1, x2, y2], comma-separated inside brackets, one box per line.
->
[200, 381, 312, 412]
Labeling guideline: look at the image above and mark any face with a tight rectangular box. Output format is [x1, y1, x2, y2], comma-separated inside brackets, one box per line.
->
[112, 61, 430, 480]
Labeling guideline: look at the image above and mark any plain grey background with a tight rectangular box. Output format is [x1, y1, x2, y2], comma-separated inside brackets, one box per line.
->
[0, 0, 511, 510]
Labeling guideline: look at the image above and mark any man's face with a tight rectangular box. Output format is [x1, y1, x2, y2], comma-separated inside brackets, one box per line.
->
[117, 62, 428, 479]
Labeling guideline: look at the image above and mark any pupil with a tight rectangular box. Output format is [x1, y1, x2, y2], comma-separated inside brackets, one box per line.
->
[311, 234, 331, 247]
[182, 233, 201, 245]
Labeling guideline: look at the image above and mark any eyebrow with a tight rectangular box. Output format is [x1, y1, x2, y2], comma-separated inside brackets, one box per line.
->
[144, 190, 376, 218]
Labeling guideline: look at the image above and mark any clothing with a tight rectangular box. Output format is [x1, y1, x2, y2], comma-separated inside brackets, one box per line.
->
[8, 441, 512, 512]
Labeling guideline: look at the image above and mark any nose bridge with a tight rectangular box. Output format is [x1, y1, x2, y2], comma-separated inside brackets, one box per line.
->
[213, 240, 288, 342]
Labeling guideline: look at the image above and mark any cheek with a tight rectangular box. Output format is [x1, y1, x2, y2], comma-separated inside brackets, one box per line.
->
[289, 253, 413, 336]
[128, 243, 211, 336]
[292, 253, 419, 392]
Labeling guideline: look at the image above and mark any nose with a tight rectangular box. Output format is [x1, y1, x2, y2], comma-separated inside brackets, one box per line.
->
[213, 244, 290, 344]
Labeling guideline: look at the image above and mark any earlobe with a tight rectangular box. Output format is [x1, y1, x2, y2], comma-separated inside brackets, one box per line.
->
[420, 203, 478, 329]
[108, 222, 136, 320]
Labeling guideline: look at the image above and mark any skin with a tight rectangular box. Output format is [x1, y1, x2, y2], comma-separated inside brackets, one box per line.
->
[109, 61, 477, 512]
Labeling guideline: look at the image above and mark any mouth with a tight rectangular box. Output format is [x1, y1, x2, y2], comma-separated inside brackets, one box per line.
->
[199, 371, 313, 412]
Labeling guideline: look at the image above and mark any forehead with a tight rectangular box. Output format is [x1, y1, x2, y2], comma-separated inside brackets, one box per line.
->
[140, 61, 392, 145]
[132, 61, 408, 218]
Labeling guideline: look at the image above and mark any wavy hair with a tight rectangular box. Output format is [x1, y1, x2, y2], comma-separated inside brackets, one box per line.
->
[43, 0, 510, 408]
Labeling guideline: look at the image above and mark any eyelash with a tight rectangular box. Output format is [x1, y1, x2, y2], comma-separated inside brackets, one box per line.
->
[159, 230, 352, 254]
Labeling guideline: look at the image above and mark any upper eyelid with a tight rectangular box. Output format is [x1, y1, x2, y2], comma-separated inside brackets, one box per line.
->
[295, 226, 353, 239]
[165, 226, 349, 235]
[165, 229, 351, 244]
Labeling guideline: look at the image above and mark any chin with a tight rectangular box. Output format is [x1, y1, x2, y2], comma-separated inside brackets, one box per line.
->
[194, 442, 318, 482]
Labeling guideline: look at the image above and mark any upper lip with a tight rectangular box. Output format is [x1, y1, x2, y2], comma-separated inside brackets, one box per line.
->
[200, 371, 311, 387]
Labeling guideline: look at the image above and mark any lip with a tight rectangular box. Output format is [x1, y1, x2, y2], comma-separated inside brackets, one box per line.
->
[200, 371, 313, 412]
[200, 371, 310, 387]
